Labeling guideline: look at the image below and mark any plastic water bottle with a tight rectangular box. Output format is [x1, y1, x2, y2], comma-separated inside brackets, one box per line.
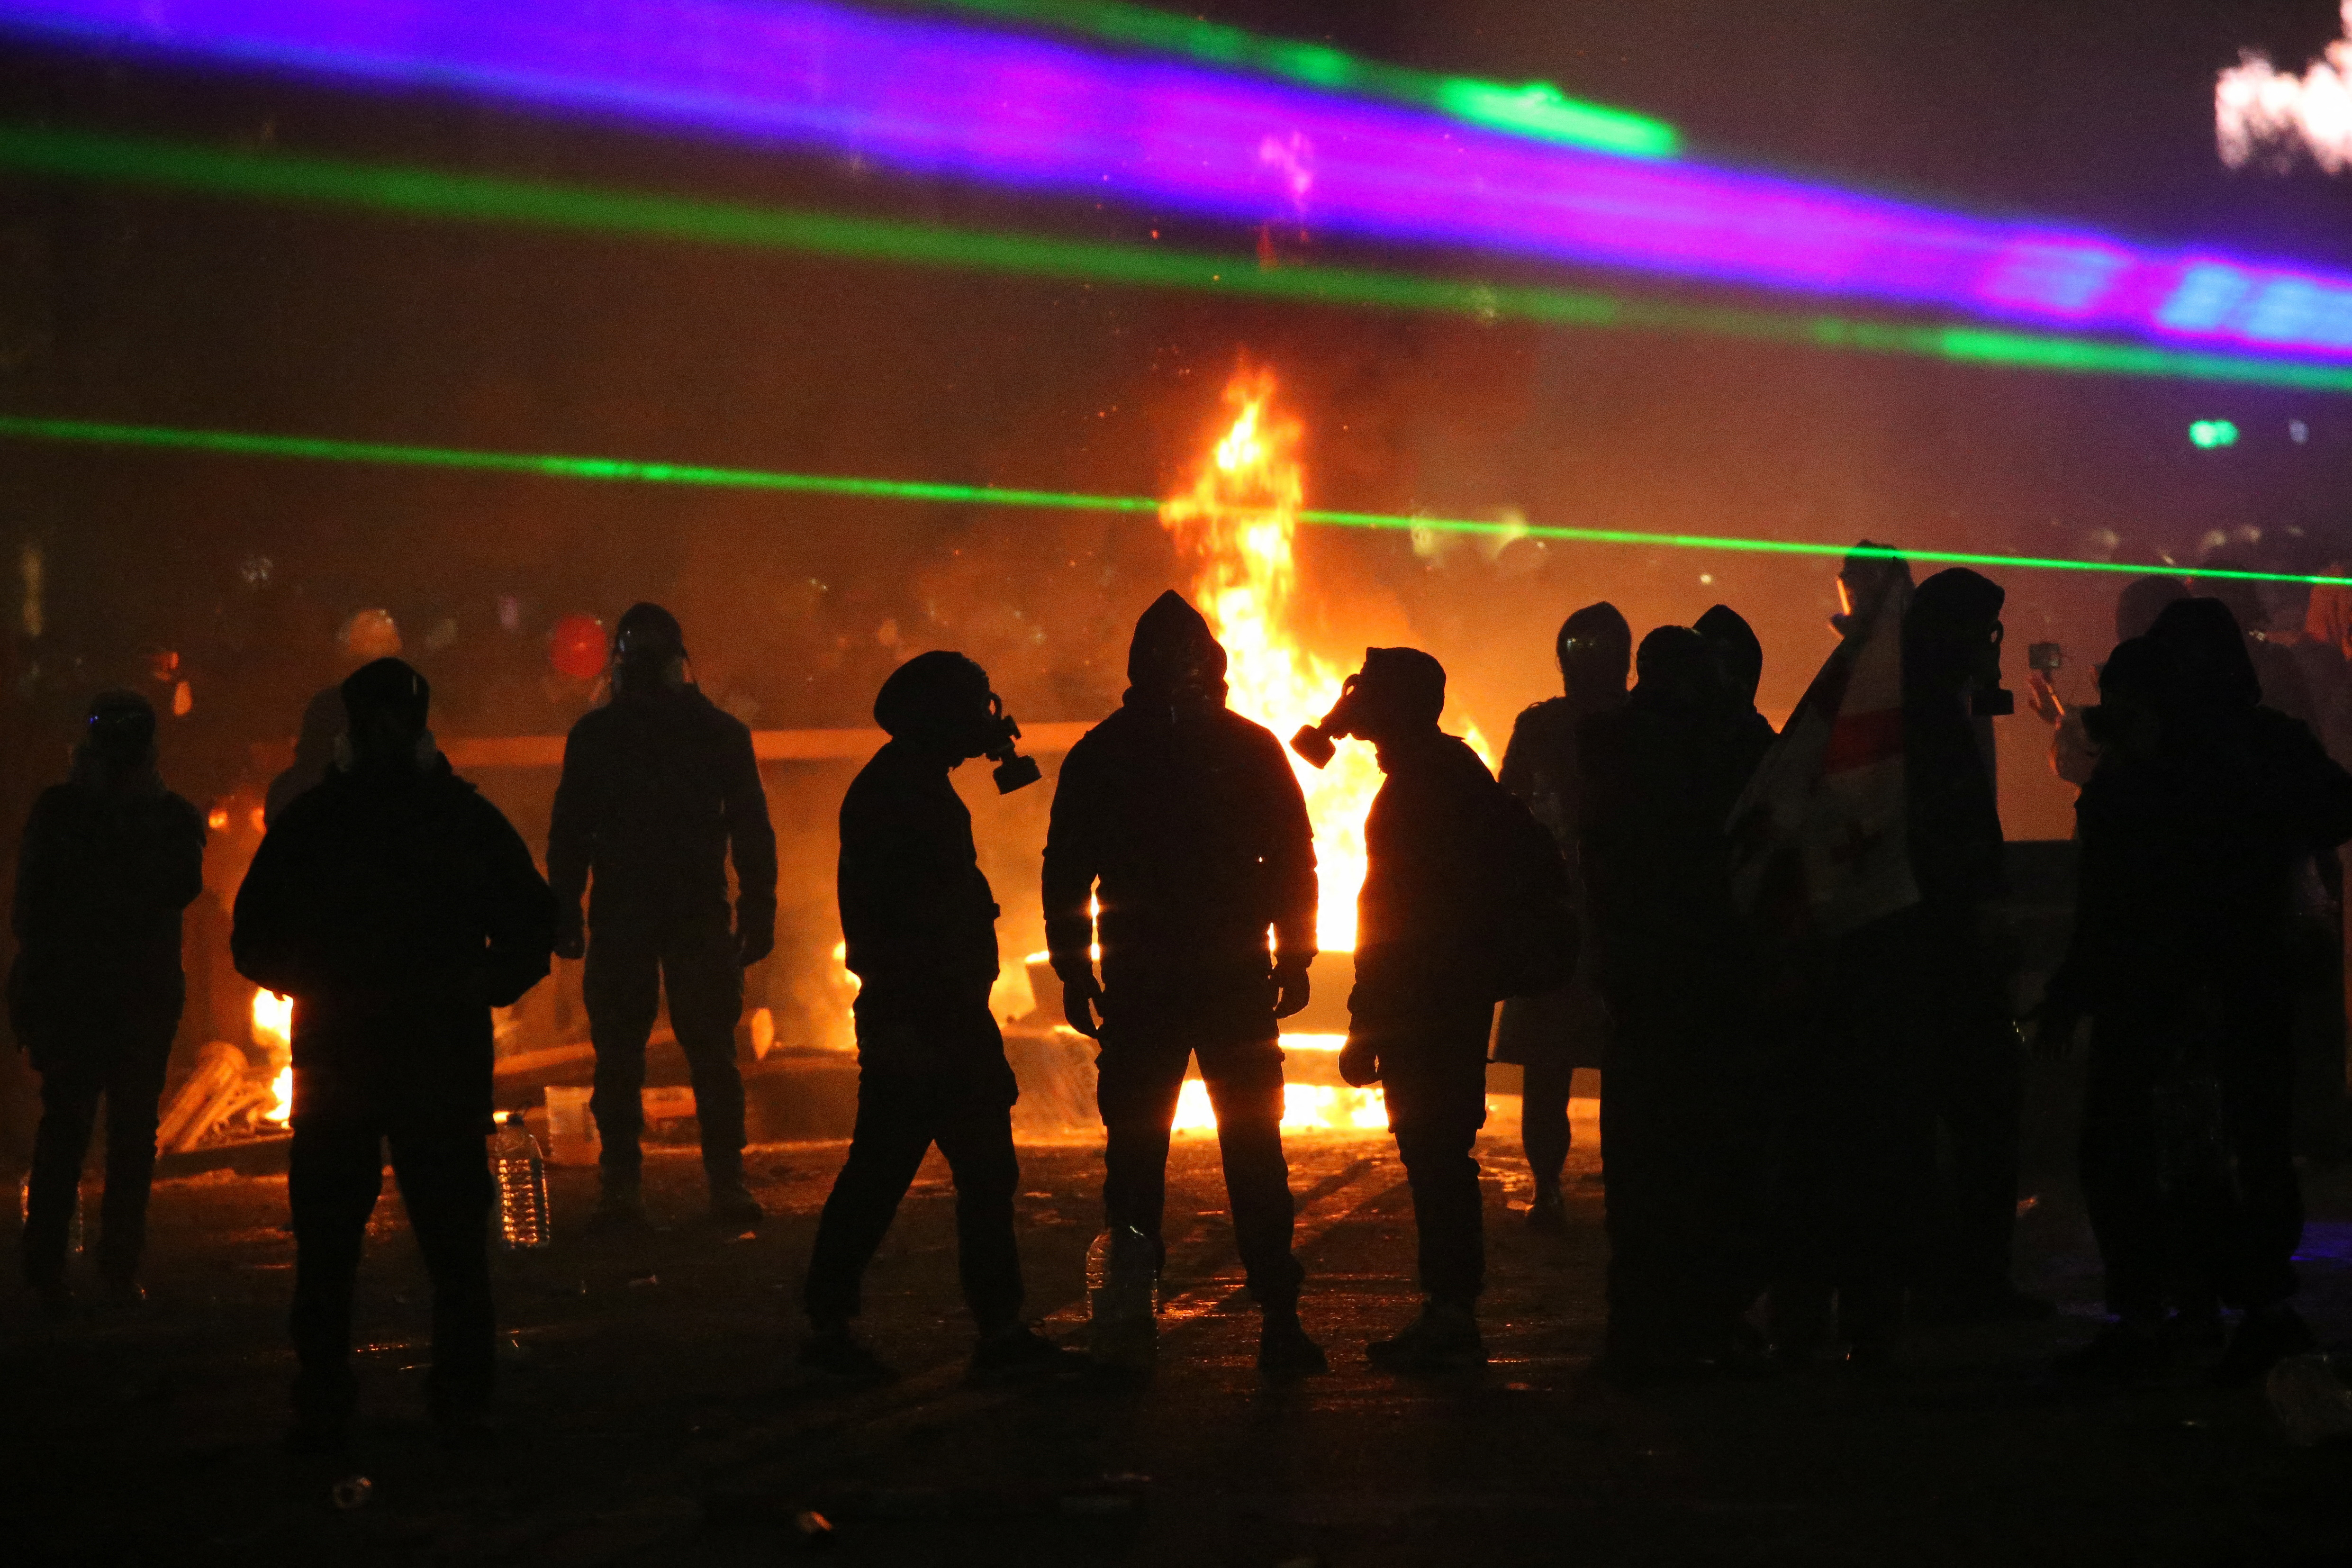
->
[1085, 1225, 1158, 1371]
[19, 1172, 82, 1256]
[490, 1112, 552, 1251]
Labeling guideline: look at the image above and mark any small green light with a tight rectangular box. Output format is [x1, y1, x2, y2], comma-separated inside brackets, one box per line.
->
[3, 413, 2347, 589]
[2189, 419, 2240, 448]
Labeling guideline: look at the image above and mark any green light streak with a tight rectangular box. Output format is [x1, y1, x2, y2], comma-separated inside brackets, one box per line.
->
[908, 0, 1681, 158]
[3, 414, 2340, 588]
[5, 126, 2350, 397]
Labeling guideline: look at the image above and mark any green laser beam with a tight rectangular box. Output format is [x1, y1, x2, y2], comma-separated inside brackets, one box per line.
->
[905, 0, 1680, 158]
[4, 125, 2351, 395]
[3, 413, 2341, 588]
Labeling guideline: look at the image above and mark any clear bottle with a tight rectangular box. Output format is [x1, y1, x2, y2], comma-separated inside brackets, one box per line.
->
[19, 1171, 82, 1256]
[1085, 1224, 1158, 1370]
[490, 1112, 552, 1251]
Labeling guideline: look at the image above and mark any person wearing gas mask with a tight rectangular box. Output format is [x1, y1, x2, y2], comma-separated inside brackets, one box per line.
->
[1323, 648, 1571, 1372]
[1493, 603, 1627, 1233]
[1042, 589, 1327, 1379]
[12, 690, 207, 1313]
[233, 659, 554, 1452]
[1579, 627, 1769, 1383]
[800, 653, 1070, 1382]
[548, 603, 778, 1230]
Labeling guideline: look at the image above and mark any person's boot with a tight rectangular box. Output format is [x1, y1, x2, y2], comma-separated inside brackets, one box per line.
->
[1257, 1304, 1330, 1379]
[2217, 1303, 2317, 1386]
[970, 1322, 1086, 1381]
[706, 1166, 765, 1228]
[1366, 1299, 1485, 1373]
[799, 1322, 897, 1387]
[585, 1166, 651, 1234]
[1524, 1178, 1569, 1235]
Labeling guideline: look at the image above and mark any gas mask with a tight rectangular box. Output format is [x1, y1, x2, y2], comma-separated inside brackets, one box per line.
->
[1290, 674, 1366, 770]
[980, 693, 1041, 793]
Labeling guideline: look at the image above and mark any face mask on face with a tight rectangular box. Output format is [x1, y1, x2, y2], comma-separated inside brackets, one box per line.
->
[979, 692, 1040, 793]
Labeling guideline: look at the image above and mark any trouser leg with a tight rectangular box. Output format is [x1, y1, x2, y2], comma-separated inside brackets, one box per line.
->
[288, 1116, 386, 1427]
[388, 1123, 497, 1413]
[1094, 1032, 1191, 1273]
[933, 1099, 1025, 1332]
[804, 1090, 937, 1323]
[2078, 1032, 2166, 1321]
[23, 1063, 101, 1288]
[2219, 1021, 2302, 1311]
[1391, 1117, 1485, 1305]
[585, 935, 660, 1175]
[1521, 1052, 1575, 1191]
[1201, 1040, 1302, 1309]
[663, 917, 748, 1179]
[1929, 976, 2025, 1300]
[95, 1030, 174, 1285]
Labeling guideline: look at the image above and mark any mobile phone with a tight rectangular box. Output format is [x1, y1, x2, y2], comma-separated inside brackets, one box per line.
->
[2027, 641, 2063, 673]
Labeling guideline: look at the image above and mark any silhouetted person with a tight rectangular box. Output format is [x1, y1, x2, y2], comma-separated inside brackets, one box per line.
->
[1494, 602, 1626, 1232]
[1333, 648, 1544, 1372]
[1581, 627, 1770, 1382]
[2023, 575, 2187, 789]
[233, 660, 554, 1451]
[11, 691, 205, 1311]
[548, 603, 777, 1229]
[801, 653, 1073, 1383]
[2144, 597, 2352, 1378]
[264, 686, 345, 827]
[1042, 590, 1326, 1378]
[1695, 604, 1778, 767]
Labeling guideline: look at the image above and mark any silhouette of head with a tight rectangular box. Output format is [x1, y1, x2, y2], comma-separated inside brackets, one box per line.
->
[1694, 604, 1763, 708]
[1631, 626, 1715, 714]
[2082, 634, 2173, 760]
[340, 658, 432, 772]
[1833, 541, 1913, 636]
[613, 602, 688, 696]
[1557, 602, 1630, 707]
[2147, 597, 2261, 715]
[874, 650, 997, 760]
[1906, 568, 2006, 695]
[75, 689, 158, 789]
[2190, 562, 2268, 634]
[2114, 575, 2189, 646]
[1128, 590, 1228, 711]
[1339, 647, 1447, 743]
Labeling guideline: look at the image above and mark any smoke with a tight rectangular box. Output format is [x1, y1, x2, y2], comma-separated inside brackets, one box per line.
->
[2217, 3, 2352, 172]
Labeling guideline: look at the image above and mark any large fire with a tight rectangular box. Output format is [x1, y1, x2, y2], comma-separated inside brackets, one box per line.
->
[251, 988, 294, 1125]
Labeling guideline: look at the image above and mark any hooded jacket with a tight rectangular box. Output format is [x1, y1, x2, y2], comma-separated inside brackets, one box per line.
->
[1042, 592, 1316, 1009]
[233, 757, 554, 1122]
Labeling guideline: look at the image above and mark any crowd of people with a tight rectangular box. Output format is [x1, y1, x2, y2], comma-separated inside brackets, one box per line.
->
[12, 546, 2352, 1448]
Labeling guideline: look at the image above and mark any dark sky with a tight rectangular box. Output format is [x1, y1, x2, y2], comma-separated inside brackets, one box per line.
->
[3, 0, 2352, 860]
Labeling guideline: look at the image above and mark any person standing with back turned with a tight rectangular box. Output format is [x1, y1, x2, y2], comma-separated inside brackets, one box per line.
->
[549, 603, 778, 1230]
[1042, 589, 1328, 1378]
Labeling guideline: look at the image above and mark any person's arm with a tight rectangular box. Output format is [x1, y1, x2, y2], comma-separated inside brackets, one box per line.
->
[544, 723, 597, 957]
[720, 721, 779, 963]
[230, 816, 308, 997]
[1040, 740, 1105, 1036]
[1497, 710, 1538, 802]
[476, 802, 557, 1008]
[153, 796, 208, 913]
[836, 779, 918, 1001]
[11, 792, 60, 949]
[1262, 735, 1319, 976]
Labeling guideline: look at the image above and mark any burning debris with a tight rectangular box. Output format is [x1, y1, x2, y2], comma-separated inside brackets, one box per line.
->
[153, 988, 293, 1154]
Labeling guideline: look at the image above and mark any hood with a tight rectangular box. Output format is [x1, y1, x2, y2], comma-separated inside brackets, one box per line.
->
[1126, 589, 1228, 696]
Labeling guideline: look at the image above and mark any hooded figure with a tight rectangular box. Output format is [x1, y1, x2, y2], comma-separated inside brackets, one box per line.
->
[11, 690, 206, 1309]
[546, 601, 778, 1230]
[1493, 603, 1628, 1230]
[233, 658, 554, 1452]
[1041, 590, 1325, 1378]
[1578, 626, 1768, 1380]
[798, 652, 1075, 1384]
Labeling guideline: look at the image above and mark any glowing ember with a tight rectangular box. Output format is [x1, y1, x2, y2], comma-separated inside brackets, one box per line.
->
[1160, 367, 1383, 952]
[1169, 1077, 1389, 1133]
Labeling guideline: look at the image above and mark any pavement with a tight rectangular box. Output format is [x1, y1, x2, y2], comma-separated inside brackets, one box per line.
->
[5, 1101, 2352, 1566]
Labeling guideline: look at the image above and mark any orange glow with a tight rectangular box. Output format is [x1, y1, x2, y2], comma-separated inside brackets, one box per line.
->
[251, 989, 295, 1126]
[264, 1065, 293, 1125]
[1161, 368, 1484, 951]
[207, 807, 229, 832]
[1169, 1076, 1389, 1133]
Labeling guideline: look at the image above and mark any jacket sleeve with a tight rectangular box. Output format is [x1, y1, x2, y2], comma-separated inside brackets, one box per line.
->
[1040, 739, 1102, 982]
[721, 722, 779, 937]
[545, 721, 598, 914]
[1497, 710, 1538, 802]
[476, 800, 557, 1008]
[836, 776, 919, 1000]
[1259, 735, 1319, 968]
[10, 791, 62, 949]
[230, 814, 311, 997]
[155, 796, 208, 914]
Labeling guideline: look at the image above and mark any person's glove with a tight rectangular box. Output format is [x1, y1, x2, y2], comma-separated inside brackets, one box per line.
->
[1062, 972, 1104, 1039]
[554, 904, 587, 961]
[737, 915, 775, 967]
[1338, 1032, 1381, 1088]
[1272, 958, 1312, 1020]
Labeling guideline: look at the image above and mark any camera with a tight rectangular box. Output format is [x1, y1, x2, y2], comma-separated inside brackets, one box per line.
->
[2027, 641, 2064, 673]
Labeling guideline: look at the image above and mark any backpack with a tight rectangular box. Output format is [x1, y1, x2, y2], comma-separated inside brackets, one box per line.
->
[1486, 788, 1580, 1001]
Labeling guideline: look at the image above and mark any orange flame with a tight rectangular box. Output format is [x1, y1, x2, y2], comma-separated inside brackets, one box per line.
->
[251, 989, 295, 1125]
[1169, 1076, 1389, 1133]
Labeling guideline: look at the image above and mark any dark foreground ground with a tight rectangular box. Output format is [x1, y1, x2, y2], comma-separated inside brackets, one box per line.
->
[6, 1101, 2352, 1567]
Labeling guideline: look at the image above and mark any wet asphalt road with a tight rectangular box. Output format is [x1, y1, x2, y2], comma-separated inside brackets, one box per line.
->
[5, 1101, 2352, 1566]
